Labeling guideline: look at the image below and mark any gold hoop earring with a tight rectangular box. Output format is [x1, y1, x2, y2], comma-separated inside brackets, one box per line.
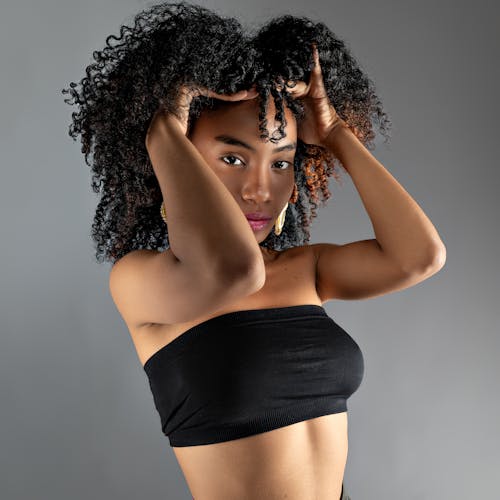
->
[274, 202, 288, 236]
[160, 201, 168, 225]
[274, 182, 298, 236]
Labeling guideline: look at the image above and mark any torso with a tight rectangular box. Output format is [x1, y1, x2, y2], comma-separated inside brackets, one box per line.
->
[129, 244, 347, 500]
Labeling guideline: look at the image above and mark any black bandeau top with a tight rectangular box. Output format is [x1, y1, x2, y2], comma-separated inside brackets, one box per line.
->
[143, 304, 364, 447]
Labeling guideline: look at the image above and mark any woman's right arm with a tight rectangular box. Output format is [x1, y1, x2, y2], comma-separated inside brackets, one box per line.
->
[146, 113, 265, 281]
[109, 87, 266, 329]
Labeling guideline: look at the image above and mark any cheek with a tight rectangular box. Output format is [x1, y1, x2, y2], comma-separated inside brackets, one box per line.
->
[286, 173, 297, 199]
[274, 176, 295, 201]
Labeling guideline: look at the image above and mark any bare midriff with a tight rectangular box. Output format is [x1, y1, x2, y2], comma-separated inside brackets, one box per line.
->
[175, 411, 348, 500]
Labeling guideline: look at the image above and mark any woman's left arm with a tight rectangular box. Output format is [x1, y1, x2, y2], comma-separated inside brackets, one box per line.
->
[322, 125, 447, 275]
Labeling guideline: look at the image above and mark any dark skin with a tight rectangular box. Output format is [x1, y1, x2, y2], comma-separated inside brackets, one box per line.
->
[187, 96, 298, 264]
[154, 42, 342, 264]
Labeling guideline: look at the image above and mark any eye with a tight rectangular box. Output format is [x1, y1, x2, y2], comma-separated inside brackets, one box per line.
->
[220, 155, 244, 166]
[274, 160, 292, 170]
[220, 155, 292, 170]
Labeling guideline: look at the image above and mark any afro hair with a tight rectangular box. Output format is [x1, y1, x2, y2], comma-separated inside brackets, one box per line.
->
[62, 1, 392, 265]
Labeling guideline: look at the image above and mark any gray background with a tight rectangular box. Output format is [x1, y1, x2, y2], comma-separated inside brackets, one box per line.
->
[1, 0, 498, 499]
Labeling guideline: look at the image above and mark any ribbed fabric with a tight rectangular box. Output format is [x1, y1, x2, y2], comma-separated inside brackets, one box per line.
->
[143, 304, 364, 447]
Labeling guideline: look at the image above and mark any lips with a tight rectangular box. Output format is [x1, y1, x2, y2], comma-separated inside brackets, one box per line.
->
[245, 212, 272, 221]
[247, 219, 270, 231]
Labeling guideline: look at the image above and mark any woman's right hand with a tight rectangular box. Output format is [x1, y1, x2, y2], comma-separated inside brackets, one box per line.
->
[145, 83, 258, 150]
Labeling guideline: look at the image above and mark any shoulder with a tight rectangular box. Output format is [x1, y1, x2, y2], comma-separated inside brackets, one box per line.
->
[111, 248, 169, 270]
[306, 243, 334, 265]
[275, 243, 317, 263]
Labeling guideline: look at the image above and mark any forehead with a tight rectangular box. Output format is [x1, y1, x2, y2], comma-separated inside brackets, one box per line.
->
[193, 97, 297, 142]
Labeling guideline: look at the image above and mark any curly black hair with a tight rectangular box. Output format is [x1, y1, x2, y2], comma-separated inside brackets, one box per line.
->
[62, 1, 392, 265]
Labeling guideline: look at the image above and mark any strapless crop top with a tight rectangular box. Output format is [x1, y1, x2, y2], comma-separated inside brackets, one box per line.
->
[143, 304, 364, 447]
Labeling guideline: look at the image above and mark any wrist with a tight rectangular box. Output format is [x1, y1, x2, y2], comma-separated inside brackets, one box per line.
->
[322, 118, 349, 142]
[321, 119, 352, 154]
[146, 114, 185, 154]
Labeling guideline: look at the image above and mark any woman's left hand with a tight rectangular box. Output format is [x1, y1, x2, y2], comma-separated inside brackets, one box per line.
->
[283, 43, 346, 147]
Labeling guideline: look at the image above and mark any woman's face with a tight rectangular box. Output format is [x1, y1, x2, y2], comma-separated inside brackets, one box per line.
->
[188, 97, 297, 243]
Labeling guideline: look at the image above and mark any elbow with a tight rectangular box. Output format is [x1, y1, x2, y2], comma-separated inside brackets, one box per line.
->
[433, 244, 447, 270]
[235, 257, 266, 288]
[428, 242, 447, 271]
[246, 259, 267, 290]
[406, 244, 447, 276]
[216, 254, 266, 291]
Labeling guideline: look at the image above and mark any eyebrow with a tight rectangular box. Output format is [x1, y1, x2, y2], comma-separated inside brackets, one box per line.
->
[214, 134, 296, 154]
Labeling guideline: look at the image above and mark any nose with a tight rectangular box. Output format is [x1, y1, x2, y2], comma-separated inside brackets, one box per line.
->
[240, 167, 272, 204]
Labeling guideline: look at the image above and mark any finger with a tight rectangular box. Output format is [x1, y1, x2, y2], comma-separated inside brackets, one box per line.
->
[222, 89, 258, 100]
[280, 80, 303, 91]
[206, 88, 258, 101]
[311, 43, 322, 73]
[240, 86, 259, 99]
[284, 80, 308, 98]
[214, 92, 245, 100]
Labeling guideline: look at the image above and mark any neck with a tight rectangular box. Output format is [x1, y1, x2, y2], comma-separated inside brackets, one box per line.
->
[260, 246, 280, 263]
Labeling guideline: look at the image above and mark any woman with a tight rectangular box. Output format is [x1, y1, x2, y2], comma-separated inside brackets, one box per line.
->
[62, 2, 446, 499]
